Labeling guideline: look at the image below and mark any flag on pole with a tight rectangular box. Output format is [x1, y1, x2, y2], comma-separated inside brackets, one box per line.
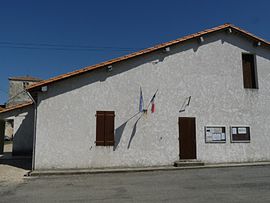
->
[179, 96, 191, 113]
[151, 100, 155, 113]
[150, 90, 157, 113]
[139, 87, 144, 112]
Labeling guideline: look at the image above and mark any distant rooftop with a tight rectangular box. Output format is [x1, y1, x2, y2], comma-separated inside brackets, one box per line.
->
[8, 76, 42, 82]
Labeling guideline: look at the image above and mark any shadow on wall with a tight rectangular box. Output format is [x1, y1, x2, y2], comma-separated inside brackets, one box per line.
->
[0, 155, 32, 170]
[12, 108, 34, 156]
[221, 33, 270, 61]
[114, 111, 142, 151]
[127, 115, 143, 149]
[39, 40, 199, 100]
[36, 31, 270, 102]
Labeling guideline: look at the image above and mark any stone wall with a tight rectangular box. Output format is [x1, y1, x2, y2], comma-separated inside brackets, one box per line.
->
[7, 80, 38, 107]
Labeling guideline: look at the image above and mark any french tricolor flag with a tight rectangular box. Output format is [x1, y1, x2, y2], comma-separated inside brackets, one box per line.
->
[150, 91, 157, 113]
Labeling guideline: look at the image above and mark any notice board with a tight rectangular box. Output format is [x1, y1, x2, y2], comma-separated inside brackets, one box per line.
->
[205, 126, 226, 143]
[230, 126, 250, 142]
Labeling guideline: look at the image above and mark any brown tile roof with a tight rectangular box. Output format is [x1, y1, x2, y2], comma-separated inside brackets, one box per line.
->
[0, 102, 33, 114]
[9, 76, 42, 82]
[27, 23, 270, 91]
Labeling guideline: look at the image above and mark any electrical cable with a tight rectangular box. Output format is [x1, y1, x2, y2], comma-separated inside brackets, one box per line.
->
[0, 41, 145, 52]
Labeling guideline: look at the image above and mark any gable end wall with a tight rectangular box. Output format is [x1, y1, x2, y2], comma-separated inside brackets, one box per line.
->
[34, 32, 270, 169]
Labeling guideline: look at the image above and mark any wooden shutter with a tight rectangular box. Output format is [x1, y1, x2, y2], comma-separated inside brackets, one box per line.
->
[96, 111, 105, 146]
[104, 111, 115, 146]
[96, 111, 115, 146]
[242, 54, 256, 88]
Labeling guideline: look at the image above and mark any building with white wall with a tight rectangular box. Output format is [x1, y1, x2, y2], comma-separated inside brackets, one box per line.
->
[1, 23, 270, 170]
[0, 102, 33, 155]
[0, 76, 40, 156]
[4, 76, 41, 141]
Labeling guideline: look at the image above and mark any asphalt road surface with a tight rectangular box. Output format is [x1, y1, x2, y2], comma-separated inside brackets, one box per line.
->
[1, 165, 270, 202]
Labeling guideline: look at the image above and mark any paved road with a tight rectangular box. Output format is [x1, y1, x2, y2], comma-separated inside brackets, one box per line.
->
[1, 165, 270, 202]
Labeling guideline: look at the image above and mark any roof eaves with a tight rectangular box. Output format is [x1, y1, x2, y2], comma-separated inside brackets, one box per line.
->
[27, 23, 269, 91]
[9, 76, 42, 82]
[0, 102, 33, 114]
[229, 24, 270, 45]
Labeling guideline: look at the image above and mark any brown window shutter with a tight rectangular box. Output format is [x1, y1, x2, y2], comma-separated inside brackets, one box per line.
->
[242, 55, 252, 88]
[242, 54, 256, 88]
[104, 111, 115, 146]
[96, 111, 105, 146]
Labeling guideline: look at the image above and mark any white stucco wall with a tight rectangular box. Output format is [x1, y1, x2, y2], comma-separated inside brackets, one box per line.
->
[34, 31, 270, 169]
[0, 105, 34, 155]
[12, 106, 34, 155]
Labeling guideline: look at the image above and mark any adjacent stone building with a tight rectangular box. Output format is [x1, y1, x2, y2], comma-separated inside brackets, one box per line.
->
[0, 76, 41, 155]
[4, 76, 41, 140]
[7, 76, 42, 107]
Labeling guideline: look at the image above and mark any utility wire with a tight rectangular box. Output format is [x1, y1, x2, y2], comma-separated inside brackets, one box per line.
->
[0, 45, 135, 52]
[0, 88, 8, 94]
[0, 41, 145, 52]
[0, 41, 143, 50]
[6, 90, 26, 104]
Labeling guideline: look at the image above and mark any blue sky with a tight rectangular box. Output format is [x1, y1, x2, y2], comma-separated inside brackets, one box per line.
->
[0, 0, 269, 104]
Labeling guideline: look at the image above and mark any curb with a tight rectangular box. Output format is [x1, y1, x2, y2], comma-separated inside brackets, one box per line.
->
[28, 161, 270, 177]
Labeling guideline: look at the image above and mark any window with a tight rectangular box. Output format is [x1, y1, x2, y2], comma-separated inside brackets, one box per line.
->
[242, 53, 258, 89]
[23, 81, 29, 89]
[96, 111, 115, 146]
[230, 126, 250, 143]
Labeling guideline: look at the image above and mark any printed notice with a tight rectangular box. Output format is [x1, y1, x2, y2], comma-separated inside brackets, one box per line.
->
[232, 128, 237, 134]
[238, 127, 247, 134]
[212, 133, 221, 141]
[221, 133, 225, 140]
[205, 126, 226, 143]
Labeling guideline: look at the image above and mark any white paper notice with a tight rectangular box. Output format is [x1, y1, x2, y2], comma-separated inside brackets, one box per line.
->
[221, 133, 225, 140]
[232, 128, 237, 134]
[213, 133, 221, 141]
[238, 128, 247, 134]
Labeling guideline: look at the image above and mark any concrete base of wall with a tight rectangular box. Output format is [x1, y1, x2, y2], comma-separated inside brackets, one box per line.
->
[174, 160, 205, 167]
[28, 161, 270, 176]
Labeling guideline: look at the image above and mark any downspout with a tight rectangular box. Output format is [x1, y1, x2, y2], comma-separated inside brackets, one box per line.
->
[25, 90, 37, 171]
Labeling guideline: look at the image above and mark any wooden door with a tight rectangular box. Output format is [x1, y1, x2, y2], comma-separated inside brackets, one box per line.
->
[179, 117, 196, 159]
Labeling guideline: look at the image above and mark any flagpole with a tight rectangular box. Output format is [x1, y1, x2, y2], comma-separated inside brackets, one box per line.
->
[147, 89, 158, 109]
[139, 86, 144, 113]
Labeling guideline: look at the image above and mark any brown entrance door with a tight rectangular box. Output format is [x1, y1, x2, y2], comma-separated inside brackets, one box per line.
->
[179, 117, 196, 159]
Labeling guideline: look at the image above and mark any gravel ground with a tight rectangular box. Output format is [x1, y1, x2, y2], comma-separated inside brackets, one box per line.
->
[0, 162, 28, 196]
[0, 143, 31, 194]
[0, 164, 27, 186]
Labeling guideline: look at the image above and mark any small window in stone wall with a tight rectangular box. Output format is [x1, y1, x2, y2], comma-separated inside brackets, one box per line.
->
[23, 82, 29, 89]
[230, 126, 250, 143]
